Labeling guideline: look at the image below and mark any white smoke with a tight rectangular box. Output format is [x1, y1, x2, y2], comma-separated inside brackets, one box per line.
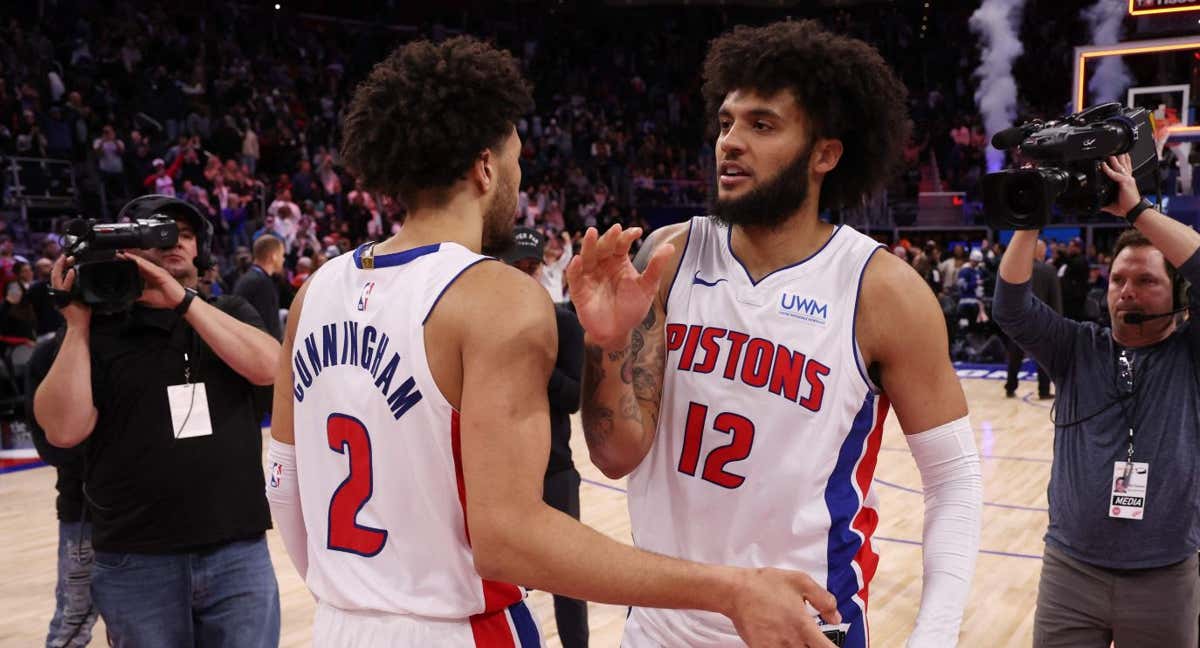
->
[970, 0, 1027, 172]
[1084, 0, 1132, 104]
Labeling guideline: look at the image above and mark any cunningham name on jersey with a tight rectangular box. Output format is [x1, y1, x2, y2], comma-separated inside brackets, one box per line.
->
[291, 320, 423, 421]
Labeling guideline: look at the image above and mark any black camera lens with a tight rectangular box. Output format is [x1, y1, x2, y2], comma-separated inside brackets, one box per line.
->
[1009, 182, 1039, 217]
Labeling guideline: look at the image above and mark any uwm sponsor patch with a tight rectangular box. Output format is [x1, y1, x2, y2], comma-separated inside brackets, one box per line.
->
[778, 293, 829, 325]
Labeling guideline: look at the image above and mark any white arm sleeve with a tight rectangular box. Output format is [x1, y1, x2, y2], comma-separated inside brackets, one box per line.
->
[903, 416, 982, 648]
[265, 438, 308, 580]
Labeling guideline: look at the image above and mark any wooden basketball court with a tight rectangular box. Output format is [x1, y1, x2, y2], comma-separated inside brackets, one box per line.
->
[0, 376, 1052, 647]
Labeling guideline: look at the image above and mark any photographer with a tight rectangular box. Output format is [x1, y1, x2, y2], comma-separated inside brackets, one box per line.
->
[994, 153, 1200, 647]
[33, 196, 282, 647]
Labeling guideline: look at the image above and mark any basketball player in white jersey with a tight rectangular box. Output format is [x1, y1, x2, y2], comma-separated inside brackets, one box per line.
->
[571, 21, 984, 648]
[264, 36, 842, 648]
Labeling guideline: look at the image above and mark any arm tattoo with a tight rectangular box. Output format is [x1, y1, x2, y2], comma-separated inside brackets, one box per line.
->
[583, 405, 614, 446]
[621, 306, 656, 383]
[619, 393, 642, 423]
[583, 303, 665, 446]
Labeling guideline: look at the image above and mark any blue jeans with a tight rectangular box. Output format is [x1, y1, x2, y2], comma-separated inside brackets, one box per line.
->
[91, 535, 280, 648]
[46, 521, 98, 648]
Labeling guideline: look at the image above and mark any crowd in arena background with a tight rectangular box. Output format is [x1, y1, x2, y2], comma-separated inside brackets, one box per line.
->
[0, 1, 1126, 349]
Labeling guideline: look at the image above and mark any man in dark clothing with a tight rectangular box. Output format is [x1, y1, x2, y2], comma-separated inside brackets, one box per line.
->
[27, 334, 99, 648]
[34, 196, 282, 647]
[233, 235, 284, 340]
[1004, 238, 1063, 399]
[994, 153, 1200, 647]
[501, 226, 589, 648]
[1060, 237, 1091, 321]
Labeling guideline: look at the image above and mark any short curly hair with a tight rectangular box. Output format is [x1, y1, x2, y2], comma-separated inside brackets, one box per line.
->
[702, 21, 909, 211]
[340, 36, 534, 198]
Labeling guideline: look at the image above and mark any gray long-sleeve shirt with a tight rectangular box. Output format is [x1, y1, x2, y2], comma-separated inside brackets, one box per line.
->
[993, 249, 1200, 569]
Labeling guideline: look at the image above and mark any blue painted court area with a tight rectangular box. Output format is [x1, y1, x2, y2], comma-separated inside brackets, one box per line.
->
[954, 361, 1037, 381]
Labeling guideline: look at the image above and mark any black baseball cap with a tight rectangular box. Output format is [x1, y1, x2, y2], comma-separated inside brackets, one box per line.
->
[118, 194, 207, 235]
[501, 227, 545, 264]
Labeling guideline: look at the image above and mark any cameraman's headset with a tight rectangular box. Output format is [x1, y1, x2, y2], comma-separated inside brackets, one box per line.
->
[116, 195, 215, 272]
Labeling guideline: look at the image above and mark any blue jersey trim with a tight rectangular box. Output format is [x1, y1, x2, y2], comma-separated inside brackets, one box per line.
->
[663, 219, 695, 317]
[823, 392, 876, 648]
[726, 222, 843, 287]
[508, 600, 542, 648]
[422, 258, 491, 326]
[851, 246, 886, 394]
[353, 242, 442, 269]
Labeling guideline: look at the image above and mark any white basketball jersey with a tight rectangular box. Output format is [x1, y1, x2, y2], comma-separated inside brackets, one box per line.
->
[290, 243, 525, 621]
[626, 217, 888, 648]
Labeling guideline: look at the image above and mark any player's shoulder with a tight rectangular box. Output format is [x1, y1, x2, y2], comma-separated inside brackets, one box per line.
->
[861, 246, 932, 305]
[434, 259, 556, 336]
[648, 220, 692, 249]
[858, 247, 947, 362]
[634, 221, 692, 303]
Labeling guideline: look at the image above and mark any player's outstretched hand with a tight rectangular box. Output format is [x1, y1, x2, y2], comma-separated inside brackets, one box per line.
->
[727, 567, 841, 648]
[566, 224, 673, 350]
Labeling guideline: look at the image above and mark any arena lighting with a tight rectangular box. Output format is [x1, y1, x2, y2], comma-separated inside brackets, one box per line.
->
[1074, 37, 1200, 138]
[1128, 0, 1200, 16]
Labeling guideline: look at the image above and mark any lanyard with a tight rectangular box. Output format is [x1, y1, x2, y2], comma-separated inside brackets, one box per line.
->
[1117, 347, 1136, 475]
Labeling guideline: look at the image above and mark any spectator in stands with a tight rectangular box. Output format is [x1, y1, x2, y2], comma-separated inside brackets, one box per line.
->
[286, 216, 321, 262]
[540, 229, 574, 305]
[0, 235, 27, 287]
[290, 159, 320, 203]
[940, 244, 964, 296]
[222, 247, 253, 293]
[144, 157, 181, 197]
[241, 124, 259, 175]
[957, 250, 986, 327]
[289, 257, 313, 289]
[93, 124, 126, 207]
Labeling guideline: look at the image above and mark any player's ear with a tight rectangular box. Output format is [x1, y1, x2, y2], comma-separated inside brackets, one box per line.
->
[471, 149, 494, 195]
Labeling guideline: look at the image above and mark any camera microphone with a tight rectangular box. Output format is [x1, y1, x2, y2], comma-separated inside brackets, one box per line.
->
[991, 125, 1034, 150]
[1123, 307, 1189, 325]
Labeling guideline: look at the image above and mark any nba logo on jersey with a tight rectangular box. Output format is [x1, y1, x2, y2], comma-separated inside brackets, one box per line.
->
[268, 462, 282, 488]
[356, 281, 375, 311]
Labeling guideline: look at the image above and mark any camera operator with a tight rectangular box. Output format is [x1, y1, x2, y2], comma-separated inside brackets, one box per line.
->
[994, 153, 1200, 647]
[33, 196, 282, 647]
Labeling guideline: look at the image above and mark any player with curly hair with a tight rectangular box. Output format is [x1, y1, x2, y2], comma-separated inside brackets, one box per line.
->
[266, 36, 843, 647]
[571, 21, 983, 647]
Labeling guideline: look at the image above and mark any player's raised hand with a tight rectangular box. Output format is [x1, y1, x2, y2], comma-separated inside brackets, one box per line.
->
[566, 224, 673, 350]
[727, 567, 841, 648]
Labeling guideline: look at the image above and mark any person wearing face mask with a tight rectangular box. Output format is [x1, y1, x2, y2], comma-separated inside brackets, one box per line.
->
[994, 152, 1200, 647]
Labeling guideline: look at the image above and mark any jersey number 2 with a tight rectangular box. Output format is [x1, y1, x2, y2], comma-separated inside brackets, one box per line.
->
[327, 414, 388, 556]
[677, 402, 755, 489]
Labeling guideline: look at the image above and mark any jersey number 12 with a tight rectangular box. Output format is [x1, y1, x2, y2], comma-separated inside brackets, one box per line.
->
[677, 402, 755, 489]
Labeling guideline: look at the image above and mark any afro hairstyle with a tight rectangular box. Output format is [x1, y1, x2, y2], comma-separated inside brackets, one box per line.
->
[702, 20, 910, 211]
[340, 36, 534, 200]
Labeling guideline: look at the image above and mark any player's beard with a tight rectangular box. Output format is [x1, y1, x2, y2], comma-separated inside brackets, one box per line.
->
[481, 166, 519, 254]
[710, 142, 813, 231]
